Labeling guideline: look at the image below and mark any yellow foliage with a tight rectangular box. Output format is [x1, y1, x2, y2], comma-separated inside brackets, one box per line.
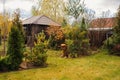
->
[32, 0, 65, 23]
[0, 14, 12, 37]
[46, 26, 64, 40]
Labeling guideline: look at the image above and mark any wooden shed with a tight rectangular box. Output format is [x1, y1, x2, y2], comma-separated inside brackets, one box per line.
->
[88, 17, 116, 48]
[22, 15, 61, 47]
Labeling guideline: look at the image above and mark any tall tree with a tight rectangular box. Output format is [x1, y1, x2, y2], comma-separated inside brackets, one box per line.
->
[0, 13, 12, 54]
[65, 0, 85, 20]
[31, 6, 39, 16]
[0, 13, 12, 36]
[31, 0, 65, 23]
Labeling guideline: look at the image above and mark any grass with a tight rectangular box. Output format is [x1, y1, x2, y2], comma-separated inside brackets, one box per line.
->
[0, 50, 120, 80]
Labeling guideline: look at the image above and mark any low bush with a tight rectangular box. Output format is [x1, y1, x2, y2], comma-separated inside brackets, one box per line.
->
[103, 36, 120, 56]
[0, 56, 9, 71]
[103, 37, 114, 52]
[46, 26, 65, 50]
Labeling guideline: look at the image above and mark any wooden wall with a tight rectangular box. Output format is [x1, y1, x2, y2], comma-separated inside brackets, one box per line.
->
[23, 24, 60, 47]
[88, 29, 112, 48]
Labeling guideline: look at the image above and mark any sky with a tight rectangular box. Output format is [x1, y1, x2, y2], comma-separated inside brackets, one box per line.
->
[0, 0, 120, 19]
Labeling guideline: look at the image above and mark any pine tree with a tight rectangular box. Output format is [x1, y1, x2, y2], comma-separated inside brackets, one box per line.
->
[7, 26, 23, 70]
[32, 31, 47, 66]
[67, 18, 90, 57]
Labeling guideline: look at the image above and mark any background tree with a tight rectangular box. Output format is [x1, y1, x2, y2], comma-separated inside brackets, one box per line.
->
[31, 0, 65, 23]
[0, 13, 12, 36]
[0, 13, 12, 54]
[31, 6, 39, 16]
[65, 0, 85, 22]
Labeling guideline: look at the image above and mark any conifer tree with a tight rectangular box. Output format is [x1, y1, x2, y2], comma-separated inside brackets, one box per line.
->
[32, 31, 47, 66]
[12, 9, 25, 44]
[6, 10, 24, 70]
[7, 26, 23, 70]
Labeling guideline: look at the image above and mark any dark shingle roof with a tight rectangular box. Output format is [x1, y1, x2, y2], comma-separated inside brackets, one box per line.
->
[22, 15, 61, 26]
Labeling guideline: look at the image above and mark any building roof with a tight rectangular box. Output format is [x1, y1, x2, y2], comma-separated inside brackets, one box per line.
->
[90, 17, 116, 29]
[22, 15, 61, 26]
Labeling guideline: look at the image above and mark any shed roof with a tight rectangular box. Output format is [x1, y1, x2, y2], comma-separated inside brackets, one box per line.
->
[90, 17, 116, 28]
[22, 15, 61, 26]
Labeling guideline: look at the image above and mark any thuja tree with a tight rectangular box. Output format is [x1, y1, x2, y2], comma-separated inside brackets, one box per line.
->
[0, 10, 24, 71]
[7, 10, 25, 70]
[12, 9, 25, 44]
[7, 26, 23, 70]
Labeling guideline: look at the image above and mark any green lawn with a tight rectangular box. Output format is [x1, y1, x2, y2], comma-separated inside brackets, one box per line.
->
[0, 50, 120, 80]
